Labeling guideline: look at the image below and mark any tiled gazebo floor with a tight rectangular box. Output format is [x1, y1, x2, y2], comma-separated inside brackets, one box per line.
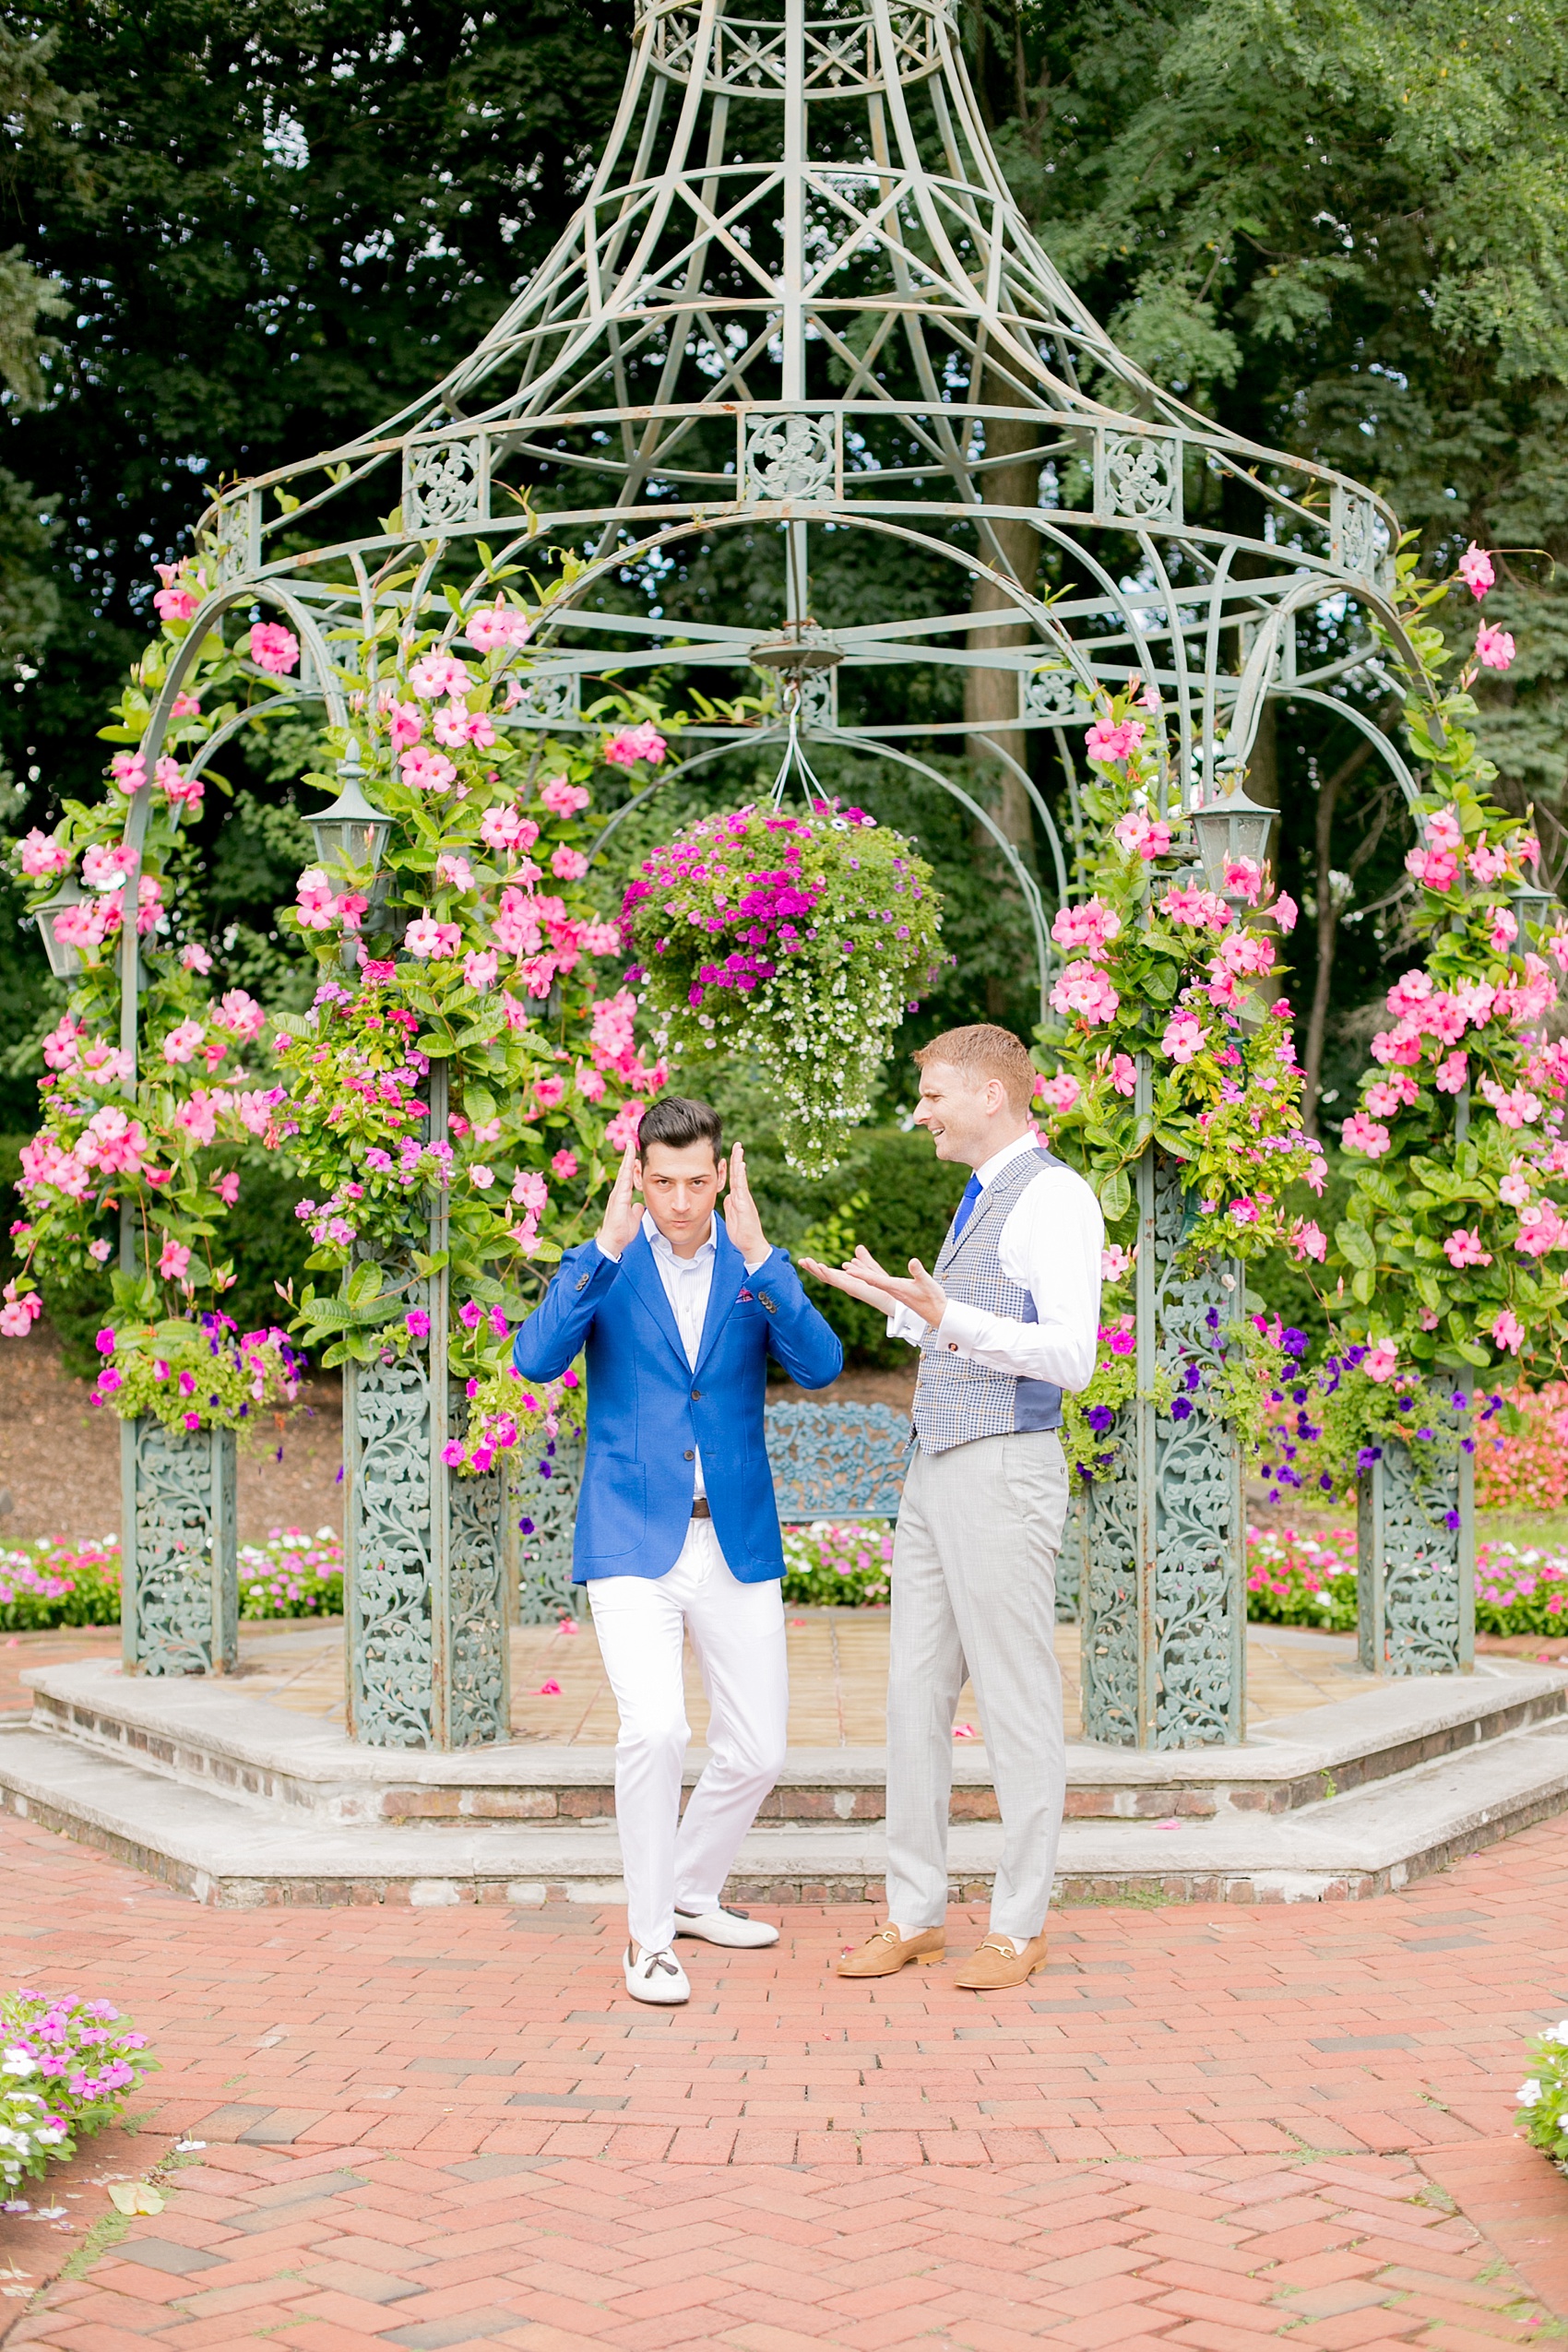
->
[232, 1609, 1374, 1746]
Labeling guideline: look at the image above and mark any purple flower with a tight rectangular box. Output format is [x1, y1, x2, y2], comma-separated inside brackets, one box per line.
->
[406, 1309, 432, 1339]
[95, 1328, 115, 1356]
[1170, 1397, 1194, 1421]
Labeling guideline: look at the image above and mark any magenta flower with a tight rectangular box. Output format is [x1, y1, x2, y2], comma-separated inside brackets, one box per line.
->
[1458, 543, 1495, 598]
[1477, 623, 1516, 671]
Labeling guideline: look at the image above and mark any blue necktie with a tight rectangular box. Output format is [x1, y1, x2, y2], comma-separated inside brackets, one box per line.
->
[951, 1174, 982, 1240]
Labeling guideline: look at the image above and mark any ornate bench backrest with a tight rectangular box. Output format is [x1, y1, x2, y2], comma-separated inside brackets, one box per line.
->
[764, 1399, 909, 1523]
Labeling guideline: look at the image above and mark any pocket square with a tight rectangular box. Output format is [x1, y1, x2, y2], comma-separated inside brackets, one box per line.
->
[736, 1288, 754, 1302]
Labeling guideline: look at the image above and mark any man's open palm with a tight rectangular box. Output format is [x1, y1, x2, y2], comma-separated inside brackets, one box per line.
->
[723, 1141, 769, 1263]
[597, 1143, 644, 1256]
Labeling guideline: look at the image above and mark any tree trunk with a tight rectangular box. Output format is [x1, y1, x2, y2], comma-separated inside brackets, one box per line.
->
[1301, 738, 1376, 1135]
[965, 398, 1043, 852]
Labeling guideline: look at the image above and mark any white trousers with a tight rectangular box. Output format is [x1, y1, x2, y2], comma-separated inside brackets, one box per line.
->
[587, 1519, 788, 1953]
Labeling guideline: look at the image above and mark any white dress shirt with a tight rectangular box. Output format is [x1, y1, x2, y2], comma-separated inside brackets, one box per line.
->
[885, 1132, 1103, 1393]
[598, 1212, 771, 1496]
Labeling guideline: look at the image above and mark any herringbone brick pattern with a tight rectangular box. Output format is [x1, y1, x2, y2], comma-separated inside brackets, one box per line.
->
[0, 1807, 1563, 2347]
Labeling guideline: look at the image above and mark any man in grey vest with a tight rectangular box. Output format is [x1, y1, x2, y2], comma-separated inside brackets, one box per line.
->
[802, 1024, 1102, 1989]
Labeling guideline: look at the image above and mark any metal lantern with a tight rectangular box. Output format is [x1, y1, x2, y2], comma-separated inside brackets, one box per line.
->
[33, 875, 86, 980]
[1191, 778, 1276, 900]
[306, 741, 392, 877]
[1511, 881, 1557, 934]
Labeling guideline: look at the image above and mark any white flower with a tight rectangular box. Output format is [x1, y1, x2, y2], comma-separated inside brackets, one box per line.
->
[1517, 2079, 1544, 2105]
[0, 2052, 37, 2078]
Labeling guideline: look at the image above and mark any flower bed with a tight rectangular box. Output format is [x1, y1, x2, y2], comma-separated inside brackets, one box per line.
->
[0, 1529, 348, 1628]
[0, 1990, 157, 2188]
[1473, 1383, 1568, 1512]
[0, 1540, 121, 1630]
[780, 1520, 893, 1607]
[239, 1527, 344, 1619]
[1245, 1526, 1359, 1631]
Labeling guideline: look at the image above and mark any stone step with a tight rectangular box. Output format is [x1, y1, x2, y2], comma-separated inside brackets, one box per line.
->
[2, 1708, 1565, 1907]
[21, 1656, 1568, 1824]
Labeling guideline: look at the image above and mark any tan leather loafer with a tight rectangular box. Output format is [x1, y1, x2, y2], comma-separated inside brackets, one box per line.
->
[835, 1924, 945, 1978]
[953, 1932, 1049, 1990]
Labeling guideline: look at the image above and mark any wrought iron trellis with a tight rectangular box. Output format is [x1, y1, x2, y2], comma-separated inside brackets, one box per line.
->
[97, 0, 1465, 1738]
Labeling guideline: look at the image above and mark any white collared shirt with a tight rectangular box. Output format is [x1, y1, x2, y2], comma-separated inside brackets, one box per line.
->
[885, 1131, 1103, 1393]
[598, 1212, 772, 1495]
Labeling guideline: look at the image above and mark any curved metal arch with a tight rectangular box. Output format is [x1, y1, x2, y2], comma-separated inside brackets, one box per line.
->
[583, 719, 1055, 1018]
[1277, 684, 1422, 810]
[115, 579, 348, 1083]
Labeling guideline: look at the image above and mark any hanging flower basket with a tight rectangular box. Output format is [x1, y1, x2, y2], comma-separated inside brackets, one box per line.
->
[622, 800, 944, 1172]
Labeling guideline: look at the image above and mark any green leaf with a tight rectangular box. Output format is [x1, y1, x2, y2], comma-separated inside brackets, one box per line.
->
[1351, 1266, 1376, 1305]
[1097, 1169, 1131, 1224]
[1336, 1220, 1376, 1272]
[346, 1260, 384, 1308]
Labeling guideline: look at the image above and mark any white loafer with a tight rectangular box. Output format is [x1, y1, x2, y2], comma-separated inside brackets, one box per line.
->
[624, 1942, 690, 2004]
[673, 1905, 779, 1948]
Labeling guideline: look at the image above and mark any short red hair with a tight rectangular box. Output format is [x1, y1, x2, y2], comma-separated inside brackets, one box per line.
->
[913, 1024, 1036, 1113]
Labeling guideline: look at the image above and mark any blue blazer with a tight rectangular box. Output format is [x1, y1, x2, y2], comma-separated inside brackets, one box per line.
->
[511, 1224, 843, 1583]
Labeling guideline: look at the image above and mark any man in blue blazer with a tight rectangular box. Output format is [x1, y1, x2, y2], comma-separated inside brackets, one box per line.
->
[512, 1095, 842, 2004]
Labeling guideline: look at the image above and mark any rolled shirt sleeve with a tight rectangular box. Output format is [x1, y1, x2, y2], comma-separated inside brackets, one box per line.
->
[886, 1162, 1104, 1394]
[937, 1166, 1103, 1392]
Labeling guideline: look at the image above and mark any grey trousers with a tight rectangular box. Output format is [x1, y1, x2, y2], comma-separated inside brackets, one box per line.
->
[885, 1429, 1070, 1942]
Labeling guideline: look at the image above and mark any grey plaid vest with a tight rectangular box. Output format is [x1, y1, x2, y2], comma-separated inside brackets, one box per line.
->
[912, 1144, 1064, 1456]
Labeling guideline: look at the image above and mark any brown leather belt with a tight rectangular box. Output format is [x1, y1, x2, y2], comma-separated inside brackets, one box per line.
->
[691, 1497, 712, 1520]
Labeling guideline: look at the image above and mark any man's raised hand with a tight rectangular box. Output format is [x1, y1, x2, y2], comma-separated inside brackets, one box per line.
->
[596, 1142, 644, 1257]
[799, 1243, 947, 1331]
[722, 1140, 769, 1265]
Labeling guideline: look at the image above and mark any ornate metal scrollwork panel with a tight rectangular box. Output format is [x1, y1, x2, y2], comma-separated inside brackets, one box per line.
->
[1084, 1149, 1244, 1748]
[123, 1418, 238, 1676]
[403, 436, 490, 530]
[1095, 429, 1182, 526]
[445, 1383, 511, 1748]
[765, 1401, 909, 1522]
[1024, 668, 1091, 724]
[510, 671, 580, 726]
[346, 1340, 436, 1747]
[514, 1429, 585, 1624]
[1357, 1401, 1473, 1676]
[742, 410, 839, 503]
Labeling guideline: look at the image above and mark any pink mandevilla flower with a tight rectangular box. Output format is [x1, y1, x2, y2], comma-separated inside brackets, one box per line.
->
[1477, 623, 1515, 671]
[247, 623, 300, 675]
[1458, 543, 1495, 598]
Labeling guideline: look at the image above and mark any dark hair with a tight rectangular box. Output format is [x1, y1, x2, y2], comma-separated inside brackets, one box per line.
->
[636, 1096, 723, 1160]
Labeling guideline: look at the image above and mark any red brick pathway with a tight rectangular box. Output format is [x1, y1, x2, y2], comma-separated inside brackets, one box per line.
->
[0, 1808, 1565, 2349]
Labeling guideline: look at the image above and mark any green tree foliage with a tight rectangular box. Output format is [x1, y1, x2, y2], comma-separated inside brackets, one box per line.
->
[978, 0, 1568, 1115]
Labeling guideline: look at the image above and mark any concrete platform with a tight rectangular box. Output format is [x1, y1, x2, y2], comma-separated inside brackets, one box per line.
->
[1, 1652, 1565, 1907]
